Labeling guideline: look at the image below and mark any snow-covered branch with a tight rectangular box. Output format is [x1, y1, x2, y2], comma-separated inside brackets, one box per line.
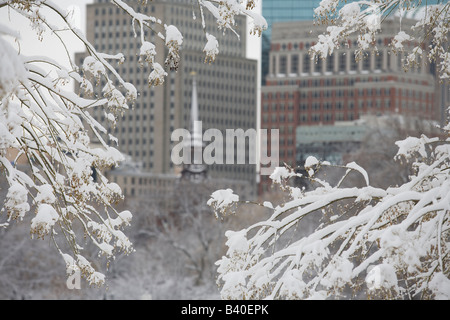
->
[212, 0, 449, 300]
[311, 0, 450, 79]
[213, 136, 449, 299]
[0, 0, 265, 287]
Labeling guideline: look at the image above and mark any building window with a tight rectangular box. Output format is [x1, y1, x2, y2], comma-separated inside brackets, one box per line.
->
[363, 53, 370, 70]
[315, 58, 322, 73]
[351, 53, 358, 71]
[279, 55, 287, 74]
[291, 54, 298, 74]
[397, 53, 403, 71]
[303, 54, 310, 73]
[339, 52, 346, 72]
[272, 56, 276, 74]
[376, 51, 383, 70]
[326, 54, 334, 72]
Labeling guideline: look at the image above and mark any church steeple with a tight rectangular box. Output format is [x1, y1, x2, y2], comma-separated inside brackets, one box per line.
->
[190, 71, 203, 149]
[180, 71, 207, 182]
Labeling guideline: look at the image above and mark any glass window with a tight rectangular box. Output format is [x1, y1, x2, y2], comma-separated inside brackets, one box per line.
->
[315, 58, 322, 73]
[279, 55, 287, 74]
[376, 51, 383, 70]
[326, 54, 334, 72]
[363, 53, 370, 70]
[339, 52, 346, 72]
[351, 53, 358, 71]
[291, 54, 298, 74]
[303, 54, 310, 73]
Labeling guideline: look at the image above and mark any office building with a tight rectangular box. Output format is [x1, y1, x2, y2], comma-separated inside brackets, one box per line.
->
[77, 0, 258, 196]
[260, 0, 443, 85]
[261, 0, 323, 85]
[259, 17, 444, 194]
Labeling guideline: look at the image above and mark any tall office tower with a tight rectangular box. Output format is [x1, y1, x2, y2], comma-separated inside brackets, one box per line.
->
[261, 0, 322, 85]
[259, 18, 442, 194]
[77, 0, 258, 196]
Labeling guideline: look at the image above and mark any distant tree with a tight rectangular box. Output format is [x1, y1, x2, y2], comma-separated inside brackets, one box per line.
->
[347, 115, 443, 189]
[212, 0, 449, 300]
[124, 180, 266, 291]
[0, 0, 266, 286]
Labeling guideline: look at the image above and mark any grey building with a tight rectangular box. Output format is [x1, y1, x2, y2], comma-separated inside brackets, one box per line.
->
[77, 0, 258, 196]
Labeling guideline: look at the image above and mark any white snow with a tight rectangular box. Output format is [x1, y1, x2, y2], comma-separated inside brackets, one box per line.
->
[4, 182, 30, 220]
[118, 210, 133, 225]
[82, 56, 106, 79]
[365, 264, 398, 292]
[207, 189, 239, 218]
[346, 161, 370, 186]
[0, 36, 27, 98]
[305, 156, 319, 168]
[148, 62, 167, 86]
[31, 203, 59, 236]
[203, 33, 219, 62]
[269, 166, 291, 183]
[395, 136, 428, 159]
[35, 184, 56, 204]
[139, 41, 156, 64]
[339, 2, 360, 23]
[428, 272, 450, 300]
[165, 25, 183, 46]
[393, 31, 412, 49]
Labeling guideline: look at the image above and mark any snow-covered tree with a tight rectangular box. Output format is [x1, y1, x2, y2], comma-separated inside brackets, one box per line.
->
[0, 0, 266, 287]
[212, 0, 449, 300]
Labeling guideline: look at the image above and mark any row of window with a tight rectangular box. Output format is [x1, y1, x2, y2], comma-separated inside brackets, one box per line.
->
[275, 38, 395, 52]
[263, 112, 355, 124]
[114, 125, 154, 134]
[264, 87, 430, 101]
[182, 116, 255, 128]
[297, 113, 355, 123]
[270, 50, 423, 76]
[184, 103, 254, 116]
[192, 56, 255, 70]
[94, 5, 155, 16]
[263, 99, 395, 117]
[264, 101, 432, 125]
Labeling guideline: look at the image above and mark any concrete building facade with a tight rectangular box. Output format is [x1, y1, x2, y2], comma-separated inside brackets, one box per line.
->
[77, 0, 258, 196]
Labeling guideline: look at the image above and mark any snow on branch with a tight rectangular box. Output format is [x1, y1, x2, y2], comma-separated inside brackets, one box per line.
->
[0, 0, 265, 286]
[215, 135, 449, 299]
[213, 1, 450, 298]
[207, 188, 239, 219]
[310, 0, 450, 78]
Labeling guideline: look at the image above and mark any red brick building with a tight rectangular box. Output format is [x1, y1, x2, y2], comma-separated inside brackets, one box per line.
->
[259, 18, 443, 195]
